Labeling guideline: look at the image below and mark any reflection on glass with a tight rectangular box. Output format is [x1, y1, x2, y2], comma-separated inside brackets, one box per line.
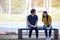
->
[52, 0, 60, 7]
[51, 11, 60, 21]
[31, 0, 44, 7]
[10, 0, 27, 22]
[52, 7, 60, 11]
[37, 11, 42, 22]
[11, 0, 26, 14]
[0, 0, 9, 14]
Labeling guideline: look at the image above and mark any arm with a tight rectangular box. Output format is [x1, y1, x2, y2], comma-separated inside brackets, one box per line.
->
[42, 18, 47, 26]
[34, 15, 38, 27]
[27, 20, 34, 27]
[33, 20, 38, 27]
[27, 16, 34, 27]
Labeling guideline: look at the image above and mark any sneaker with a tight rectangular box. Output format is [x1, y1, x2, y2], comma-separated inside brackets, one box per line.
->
[49, 37, 51, 40]
[36, 38, 38, 40]
[28, 38, 31, 40]
[46, 37, 48, 40]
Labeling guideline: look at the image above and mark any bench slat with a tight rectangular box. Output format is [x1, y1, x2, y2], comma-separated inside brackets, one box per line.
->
[19, 28, 58, 30]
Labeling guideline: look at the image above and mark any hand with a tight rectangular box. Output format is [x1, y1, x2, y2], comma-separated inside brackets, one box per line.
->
[33, 25, 36, 27]
[31, 25, 34, 27]
[31, 25, 36, 27]
[32, 25, 36, 27]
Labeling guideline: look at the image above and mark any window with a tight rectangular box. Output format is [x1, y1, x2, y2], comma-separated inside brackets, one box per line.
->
[52, 0, 60, 7]
[0, 0, 9, 14]
[51, 0, 60, 22]
[31, 0, 44, 7]
[11, 0, 26, 14]
[0, 0, 60, 28]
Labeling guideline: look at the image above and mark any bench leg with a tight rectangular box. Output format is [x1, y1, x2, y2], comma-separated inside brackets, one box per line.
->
[18, 29, 22, 39]
[54, 29, 58, 40]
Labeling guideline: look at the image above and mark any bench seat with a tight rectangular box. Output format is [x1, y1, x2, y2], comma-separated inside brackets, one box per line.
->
[18, 27, 58, 40]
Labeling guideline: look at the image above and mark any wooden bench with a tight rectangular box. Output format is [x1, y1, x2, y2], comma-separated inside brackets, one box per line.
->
[18, 28, 58, 40]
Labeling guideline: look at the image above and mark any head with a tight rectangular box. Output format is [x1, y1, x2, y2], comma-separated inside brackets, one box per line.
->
[31, 9, 36, 15]
[42, 11, 49, 21]
[43, 11, 48, 17]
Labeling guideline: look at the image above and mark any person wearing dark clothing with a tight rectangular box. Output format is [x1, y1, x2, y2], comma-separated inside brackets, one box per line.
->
[27, 9, 38, 40]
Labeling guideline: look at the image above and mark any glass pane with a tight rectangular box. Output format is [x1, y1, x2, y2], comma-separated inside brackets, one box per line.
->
[31, 0, 44, 7]
[11, 0, 27, 22]
[51, 11, 60, 21]
[52, 0, 60, 7]
[36, 10, 43, 26]
[0, 0, 9, 22]
[51, 7, 60, 11]
[11, 0, 26, 14]
[51, 11, 60, 28]
[9, 0, 27, 28]
[51, 0, 60, 29]
[0, 0, 9, 14]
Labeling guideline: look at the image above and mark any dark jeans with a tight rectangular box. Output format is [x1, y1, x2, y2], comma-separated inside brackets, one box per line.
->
[43, 25, 52, 37]
[28, 26, 38, 38]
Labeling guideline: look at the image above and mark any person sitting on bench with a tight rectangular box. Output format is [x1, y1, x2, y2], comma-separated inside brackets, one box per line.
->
[42, 11, 52, 40]
[27, 9, 38, 40]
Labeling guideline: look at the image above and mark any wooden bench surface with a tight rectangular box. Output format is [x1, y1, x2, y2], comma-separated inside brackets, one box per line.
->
[18, 27, 58, 39]
[19, 27, 58, 30]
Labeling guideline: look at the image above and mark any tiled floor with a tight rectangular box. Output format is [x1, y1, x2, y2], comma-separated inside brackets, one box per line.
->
[0, 34, 59, 40]
[0, 38, 58, 40]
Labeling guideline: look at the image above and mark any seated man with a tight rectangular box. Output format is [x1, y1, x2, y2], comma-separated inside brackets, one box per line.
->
[27, 9, 38, 40]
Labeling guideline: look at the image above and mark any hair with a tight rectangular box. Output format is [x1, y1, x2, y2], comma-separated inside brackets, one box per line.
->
[42, 11, 49, 22]
[31, 9, 36, 14]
